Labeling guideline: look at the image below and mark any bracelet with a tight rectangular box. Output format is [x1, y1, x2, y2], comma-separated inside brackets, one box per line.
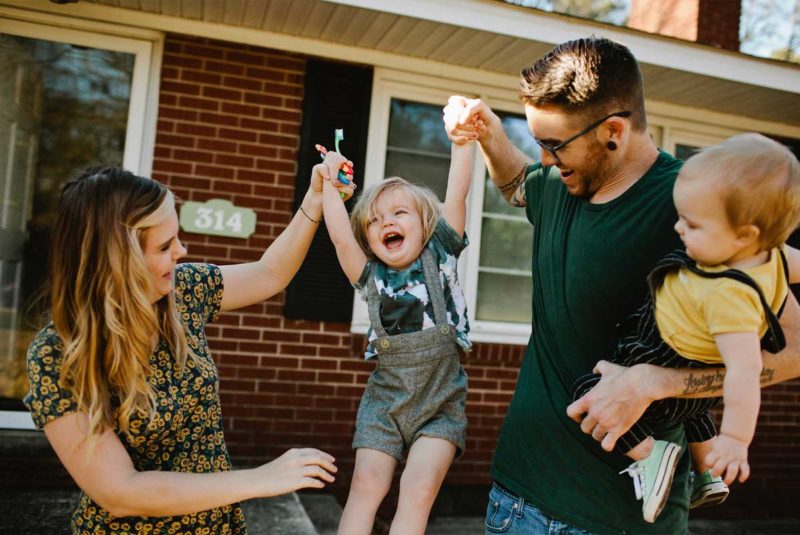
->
[299, 205, 320, 224]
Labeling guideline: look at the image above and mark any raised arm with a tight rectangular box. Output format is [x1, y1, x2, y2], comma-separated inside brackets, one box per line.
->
[319, 152, 368, 283]
[443, 96, 532, 207]
[44, 412, 336, 517]
[218, 156, 354, 311]
[567, 293, 800, 452]
[442, 142, 476, 237]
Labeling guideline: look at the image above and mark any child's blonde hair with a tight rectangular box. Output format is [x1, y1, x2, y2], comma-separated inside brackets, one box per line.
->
[350, 177, 441, 259]
[681, 133, 800, 250]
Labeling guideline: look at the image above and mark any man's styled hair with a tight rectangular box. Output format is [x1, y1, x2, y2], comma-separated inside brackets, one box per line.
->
[682, 133, 800, 250]
[519, 36, 647, 131]
[350, 177, 441, 259]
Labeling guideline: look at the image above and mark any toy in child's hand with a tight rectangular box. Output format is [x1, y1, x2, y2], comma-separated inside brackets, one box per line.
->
[315, 129, 354, 200]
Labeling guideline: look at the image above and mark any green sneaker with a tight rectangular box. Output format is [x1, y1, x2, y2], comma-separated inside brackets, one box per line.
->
[620, 440, 682, 523]
[690, 470, 729, 508]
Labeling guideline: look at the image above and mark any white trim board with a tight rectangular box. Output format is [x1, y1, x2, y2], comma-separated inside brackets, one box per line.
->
[327, 0, 800, 94]
[6, 0, 799, 96]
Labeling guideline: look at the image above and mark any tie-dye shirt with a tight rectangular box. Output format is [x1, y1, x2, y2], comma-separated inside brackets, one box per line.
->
[354, 218, 471, 359]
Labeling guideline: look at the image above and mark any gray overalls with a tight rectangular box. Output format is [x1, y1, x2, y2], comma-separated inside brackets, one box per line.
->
[352, 248, 469, 460]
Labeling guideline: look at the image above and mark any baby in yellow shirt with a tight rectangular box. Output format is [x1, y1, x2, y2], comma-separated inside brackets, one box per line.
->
[573, 133, 800, 523]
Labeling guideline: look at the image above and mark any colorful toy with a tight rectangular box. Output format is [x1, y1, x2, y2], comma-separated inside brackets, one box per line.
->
[316, 129, 354, 200]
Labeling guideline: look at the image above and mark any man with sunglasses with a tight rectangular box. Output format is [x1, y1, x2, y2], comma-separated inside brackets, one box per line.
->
[444, 36, 800, 534]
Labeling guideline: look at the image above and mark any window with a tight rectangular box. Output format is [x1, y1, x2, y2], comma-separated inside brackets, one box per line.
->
[474, 113, 539, 324]
[0, 13, 161, 427]
[354, 71, 539, 343]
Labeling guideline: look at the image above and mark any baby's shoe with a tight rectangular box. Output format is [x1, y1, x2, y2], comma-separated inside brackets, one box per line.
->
[690, 470, 729, 508]
[620, 440, 682, 523]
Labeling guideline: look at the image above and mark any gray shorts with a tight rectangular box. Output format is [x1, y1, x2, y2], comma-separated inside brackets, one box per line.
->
[352, 325, 468, 461]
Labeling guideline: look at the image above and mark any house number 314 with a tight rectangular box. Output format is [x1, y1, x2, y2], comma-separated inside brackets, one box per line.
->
[179, 199, 256, 239]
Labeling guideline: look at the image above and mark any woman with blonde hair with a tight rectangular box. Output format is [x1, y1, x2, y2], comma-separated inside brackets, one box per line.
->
[24, 163, 350, 534]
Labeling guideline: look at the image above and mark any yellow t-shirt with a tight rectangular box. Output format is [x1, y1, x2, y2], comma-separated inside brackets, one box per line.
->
[654, 246, 788, 364]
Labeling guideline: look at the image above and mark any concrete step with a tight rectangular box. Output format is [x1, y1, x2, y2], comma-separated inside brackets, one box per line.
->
[0, 490, 317, 535]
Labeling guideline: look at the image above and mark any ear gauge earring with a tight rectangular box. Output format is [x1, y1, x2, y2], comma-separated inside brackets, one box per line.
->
[607, 141, 617, 151]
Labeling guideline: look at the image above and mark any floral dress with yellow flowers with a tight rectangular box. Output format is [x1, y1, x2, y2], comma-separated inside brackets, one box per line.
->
[24, 263, 246, 534]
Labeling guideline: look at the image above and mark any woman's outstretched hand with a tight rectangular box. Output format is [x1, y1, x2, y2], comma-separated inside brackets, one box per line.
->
[254, 448, 337, 497]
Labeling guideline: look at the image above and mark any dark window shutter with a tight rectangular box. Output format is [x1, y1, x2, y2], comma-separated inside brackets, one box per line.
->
[285, 60, 373, 321]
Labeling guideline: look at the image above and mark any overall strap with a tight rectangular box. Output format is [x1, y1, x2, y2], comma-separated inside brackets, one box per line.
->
[420, 247, 449, 326]
[364, 247, 449, 337]
[776, 247, 790, 318]
[650, 249, 786, 353]
[365, 262, 389, 338]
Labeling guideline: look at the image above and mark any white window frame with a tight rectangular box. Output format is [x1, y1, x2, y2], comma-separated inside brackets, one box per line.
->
[353, 68, 534, 344]
[0, 8, 163, 428]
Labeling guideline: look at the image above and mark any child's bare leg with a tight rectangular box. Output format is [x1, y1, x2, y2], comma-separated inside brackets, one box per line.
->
[626, 436, 655, 461]
[689, 438, 715, 473]
[337, 448, 397, 535]
[389, 437, 457, 535]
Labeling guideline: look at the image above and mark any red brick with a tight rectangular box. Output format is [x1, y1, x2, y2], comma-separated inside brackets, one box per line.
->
[225, 50, 266, 66]
[181, 70, 223, 85]
[169, 176, 212, 190]
[194, 164, 235, 179]
[238, 143, 278, 158]
[205, 60, 245, 76]
[184, 44, 225, 59]
[199, 112, 239, 127]
[266, 56, 305, 71]
[164, 54, 203, 70]
[203, 86, 243, 102]
[197, 138, 237, 152]
[161, 81, 201, 95]
[219, 128, 258, 143]
[241, 118, 280, 132]
[244, 92, 283, 107]
[318, 372, 355, 384]
[221, 102, 261, 117]
[224, 76, 263, 91]
[175, 123, 217, 137]
[246, 67, 286, 82]
[179, 96, 220, 111]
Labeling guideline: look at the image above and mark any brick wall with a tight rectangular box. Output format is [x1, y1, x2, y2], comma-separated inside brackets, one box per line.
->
[151, 34, 799, 517]
[628, 0, 741, 51]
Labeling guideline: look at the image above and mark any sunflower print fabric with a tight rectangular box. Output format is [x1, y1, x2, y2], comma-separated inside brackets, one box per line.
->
[24, 263, 247, 534]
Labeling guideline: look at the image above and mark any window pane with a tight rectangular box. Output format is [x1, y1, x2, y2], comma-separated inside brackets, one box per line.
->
[384, 150, 450, 200]
[388, 99, 451, 155]
[476, 112, 537, 323]
[0, 34, 134, 405]
[385, 99, 451, 199]
[479, 217, 533, 271]
[476, 272, 532, 324]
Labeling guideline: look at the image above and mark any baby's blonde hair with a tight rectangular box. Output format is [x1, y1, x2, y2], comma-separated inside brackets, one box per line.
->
[681, 133, 800, 250]
[350, 177, 441, 259]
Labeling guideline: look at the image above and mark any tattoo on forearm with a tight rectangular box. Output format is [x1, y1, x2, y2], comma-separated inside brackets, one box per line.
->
[760, 367, 775, 386]
[682, 367, 776, 395]
[683, 368, 725, 395]
[498, 164, 527, 194]
[511, 182, 527, 207]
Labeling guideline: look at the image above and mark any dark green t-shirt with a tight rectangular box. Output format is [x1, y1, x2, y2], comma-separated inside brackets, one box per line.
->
[490, 151, 688, 534]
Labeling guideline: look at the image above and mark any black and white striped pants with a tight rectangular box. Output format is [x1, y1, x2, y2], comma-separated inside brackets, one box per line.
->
[572, 295, 719, 454]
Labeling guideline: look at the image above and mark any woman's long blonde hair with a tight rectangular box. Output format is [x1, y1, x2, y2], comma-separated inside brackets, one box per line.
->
[51, 166, 190, 441]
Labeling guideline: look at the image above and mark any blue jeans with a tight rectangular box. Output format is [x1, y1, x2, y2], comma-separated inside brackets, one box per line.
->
[484, 483, 593, 534]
